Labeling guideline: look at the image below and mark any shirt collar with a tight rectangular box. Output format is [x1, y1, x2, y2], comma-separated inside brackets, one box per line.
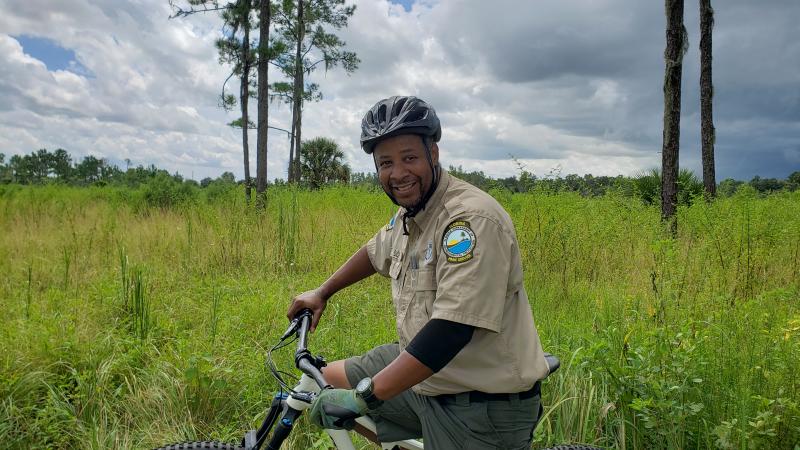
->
[407, 168, 450, 233]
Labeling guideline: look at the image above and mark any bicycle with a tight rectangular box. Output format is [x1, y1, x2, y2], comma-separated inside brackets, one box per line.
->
[155, 310, 601, 450]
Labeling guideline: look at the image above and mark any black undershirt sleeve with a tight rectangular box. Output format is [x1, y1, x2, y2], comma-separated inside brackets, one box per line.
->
[405, 319, 475, 373]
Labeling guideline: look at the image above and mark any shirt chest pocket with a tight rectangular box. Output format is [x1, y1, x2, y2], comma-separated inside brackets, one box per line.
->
[389, 257, 403, 302]
[413, 267, 437, 292]
[409, 267, 437, 321]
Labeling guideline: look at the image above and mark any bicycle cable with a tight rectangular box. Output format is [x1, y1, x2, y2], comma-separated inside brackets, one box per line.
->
[266, 332, 301, 395]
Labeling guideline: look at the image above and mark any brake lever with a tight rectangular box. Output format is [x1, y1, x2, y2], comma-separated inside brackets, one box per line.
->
[289, 391, 316, 404]
[279, 318, 300, 341]
[281, 309, 313, 341]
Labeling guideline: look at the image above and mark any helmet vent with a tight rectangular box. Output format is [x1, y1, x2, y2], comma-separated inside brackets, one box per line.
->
[377, 104, 387, 124]
[405, 108, 425, 123]
[392, 97, 408, 117]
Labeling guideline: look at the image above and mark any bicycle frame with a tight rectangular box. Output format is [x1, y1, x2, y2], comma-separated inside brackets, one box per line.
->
[247, 309, 559, 450]
[243, 310, 423, 449]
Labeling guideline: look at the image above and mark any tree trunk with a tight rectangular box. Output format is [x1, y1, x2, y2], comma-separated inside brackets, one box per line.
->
[294, 74, 303, 182]
[241, 1, 252, 203]
[288, 111, 297, 181]
[661, 0, 685, 234]
[291, 0, 304, 183]
[700, 0, 716, 198]
[256, 0, 270, 206]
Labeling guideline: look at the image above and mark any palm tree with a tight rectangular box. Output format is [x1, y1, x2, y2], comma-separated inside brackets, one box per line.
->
[299, 137, 351, 189]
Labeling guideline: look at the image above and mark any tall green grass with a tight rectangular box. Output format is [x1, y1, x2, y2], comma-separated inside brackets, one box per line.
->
[0, 184, 797, 449]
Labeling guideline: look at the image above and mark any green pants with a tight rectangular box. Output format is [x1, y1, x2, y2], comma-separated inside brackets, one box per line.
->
[345, 343, 542, 449]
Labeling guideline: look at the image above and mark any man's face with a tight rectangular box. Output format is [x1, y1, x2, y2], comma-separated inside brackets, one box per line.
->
[373, 134, 439, 209]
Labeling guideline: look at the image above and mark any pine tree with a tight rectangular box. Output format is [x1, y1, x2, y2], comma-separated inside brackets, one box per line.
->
[661, 0, 686, 234]
[700, 0, 716, 198]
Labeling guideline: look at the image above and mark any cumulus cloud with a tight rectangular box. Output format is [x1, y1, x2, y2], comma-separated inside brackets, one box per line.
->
[0, 0, 797, 181]
[0, 0, 248, 177]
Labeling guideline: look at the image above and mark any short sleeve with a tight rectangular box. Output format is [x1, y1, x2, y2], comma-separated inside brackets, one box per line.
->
[366, 224, 393, 278]
[431, 215, 510, 332]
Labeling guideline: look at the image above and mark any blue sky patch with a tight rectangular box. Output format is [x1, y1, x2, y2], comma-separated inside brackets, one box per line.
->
[14, 35, 91, 76]
[389, 0, 414, 12]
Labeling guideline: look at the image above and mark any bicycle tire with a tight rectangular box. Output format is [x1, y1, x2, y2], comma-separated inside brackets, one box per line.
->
[540, 445, 604, 450]
[153, 441, 243, 450]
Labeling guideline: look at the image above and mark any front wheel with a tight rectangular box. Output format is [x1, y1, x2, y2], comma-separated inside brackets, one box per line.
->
[153, 442, 243, 450]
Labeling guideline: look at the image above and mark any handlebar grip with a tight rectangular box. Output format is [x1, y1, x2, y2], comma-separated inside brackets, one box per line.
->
[322, 404, 360, 430]
[281, 309, 313, 341]
[293, 308, 313, 320]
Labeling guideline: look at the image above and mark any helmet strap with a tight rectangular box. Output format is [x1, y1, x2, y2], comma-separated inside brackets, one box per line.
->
[401, 137, 439, 235]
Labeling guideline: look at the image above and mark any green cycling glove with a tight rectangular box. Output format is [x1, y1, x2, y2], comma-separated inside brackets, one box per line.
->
[309, 388, 368, 430]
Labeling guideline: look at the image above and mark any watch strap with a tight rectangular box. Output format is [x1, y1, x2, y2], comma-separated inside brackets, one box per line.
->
[356, 377, 383, 409]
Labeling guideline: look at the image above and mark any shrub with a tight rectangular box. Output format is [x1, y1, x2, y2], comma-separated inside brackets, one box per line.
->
[204, 178, 239, 204]
[141, 173, 198, 209]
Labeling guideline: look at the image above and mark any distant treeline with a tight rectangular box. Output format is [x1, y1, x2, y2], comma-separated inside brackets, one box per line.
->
[0, 149, 189, 187]
[1, 148, 798, 203]
[445, 166, 800, 200]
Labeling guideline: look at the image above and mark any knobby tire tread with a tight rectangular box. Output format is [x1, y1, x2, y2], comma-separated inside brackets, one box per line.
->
[153, 441, 243, 450]
[541, 445, 604, 450]
[153, 439, 601, 450]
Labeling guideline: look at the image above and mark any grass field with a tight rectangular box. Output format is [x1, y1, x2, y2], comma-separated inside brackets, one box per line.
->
[1, 183, 798, 449]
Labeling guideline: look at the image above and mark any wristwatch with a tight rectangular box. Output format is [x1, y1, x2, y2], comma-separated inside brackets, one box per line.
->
[355, 377, 384, 410]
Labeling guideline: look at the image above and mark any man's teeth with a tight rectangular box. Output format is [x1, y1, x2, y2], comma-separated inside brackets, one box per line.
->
[394, 182, 415, 192]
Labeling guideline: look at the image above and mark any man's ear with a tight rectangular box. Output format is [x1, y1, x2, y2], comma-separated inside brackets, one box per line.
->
[430, 142, 439, 166]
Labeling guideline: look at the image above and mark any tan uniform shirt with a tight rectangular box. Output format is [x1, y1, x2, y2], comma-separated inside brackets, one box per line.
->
[367, 169, 550, 395]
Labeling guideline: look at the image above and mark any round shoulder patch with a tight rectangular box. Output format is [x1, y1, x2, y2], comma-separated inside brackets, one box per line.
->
[441, 220, 476, 263]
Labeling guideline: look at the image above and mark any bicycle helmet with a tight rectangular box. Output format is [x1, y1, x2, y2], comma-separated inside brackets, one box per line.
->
[360, 96, 442, 234]
[360, 96, 441, 154]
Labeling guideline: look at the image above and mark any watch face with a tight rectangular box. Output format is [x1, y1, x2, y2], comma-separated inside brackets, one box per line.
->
[356, 377, 371, 394]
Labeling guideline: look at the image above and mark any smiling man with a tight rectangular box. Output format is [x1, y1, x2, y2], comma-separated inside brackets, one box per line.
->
[374, 134, 436, 210]
[287, 96, 550, 449]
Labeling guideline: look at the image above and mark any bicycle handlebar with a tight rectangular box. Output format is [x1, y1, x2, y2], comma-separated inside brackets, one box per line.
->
[292, 309, 331, 391]
[295, 309, 311, 350]
[260, 310, 329, 450]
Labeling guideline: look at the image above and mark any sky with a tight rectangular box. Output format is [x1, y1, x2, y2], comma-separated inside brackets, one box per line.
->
[0, 0, 798, 182]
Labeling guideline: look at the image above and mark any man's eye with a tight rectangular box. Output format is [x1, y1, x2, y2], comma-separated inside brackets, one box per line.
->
[379, 161, 392, 167]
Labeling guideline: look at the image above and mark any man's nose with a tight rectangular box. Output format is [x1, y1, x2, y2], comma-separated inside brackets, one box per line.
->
[389, 161, 410, 181]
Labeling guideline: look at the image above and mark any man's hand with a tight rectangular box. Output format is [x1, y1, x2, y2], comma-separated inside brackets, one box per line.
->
[309, 388, 368, 430]
[287, 289, 327, 332]
[287, 246, 376, 332]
